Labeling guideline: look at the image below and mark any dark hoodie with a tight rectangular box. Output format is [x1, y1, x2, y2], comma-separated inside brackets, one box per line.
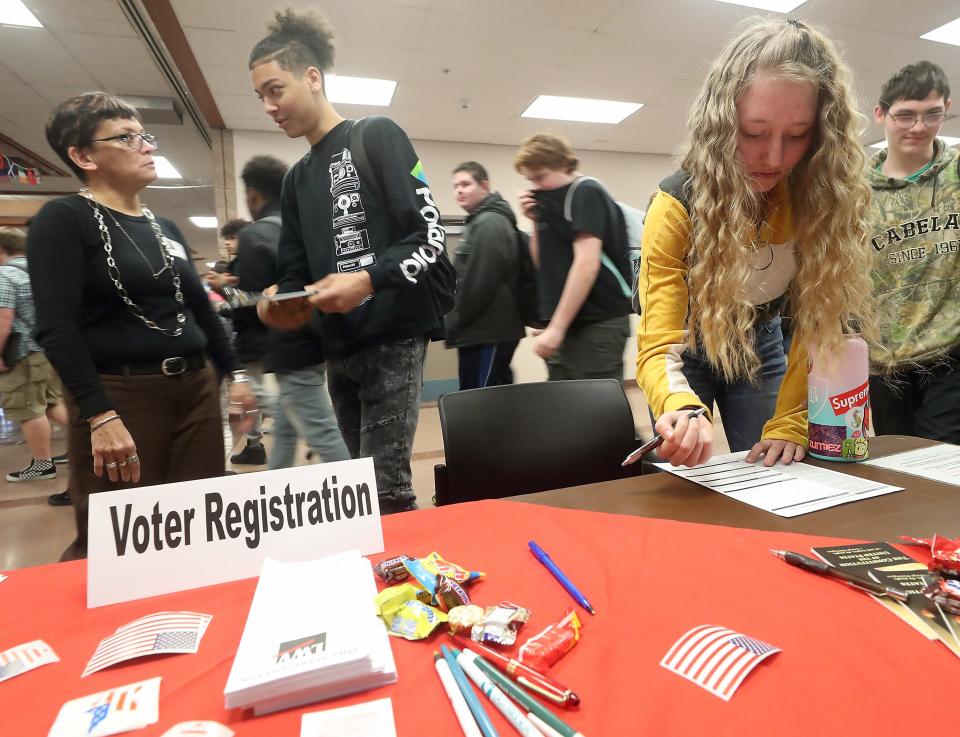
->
[445, 192, 526, 348]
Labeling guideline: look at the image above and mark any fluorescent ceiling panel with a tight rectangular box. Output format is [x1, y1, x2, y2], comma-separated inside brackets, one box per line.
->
[325, 75, 397, 106]
[521, 95, 643, 124]
[869, 136, 960, 149]
[921, 17, 960, 46]
[713, 0, 807, 11]
[0, 0, 42, 27]
[152, 156, 182, 179]
[189, 217, 218, 229]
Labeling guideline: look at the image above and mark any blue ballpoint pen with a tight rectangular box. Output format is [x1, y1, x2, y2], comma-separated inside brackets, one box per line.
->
[528, 540, 596, 615]
[441, 644, 500, 737]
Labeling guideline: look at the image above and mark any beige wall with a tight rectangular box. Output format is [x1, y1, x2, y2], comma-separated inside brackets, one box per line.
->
[230, 130, 676, 384]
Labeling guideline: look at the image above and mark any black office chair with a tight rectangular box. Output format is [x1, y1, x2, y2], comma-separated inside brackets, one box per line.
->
[434, 379, 641, 505]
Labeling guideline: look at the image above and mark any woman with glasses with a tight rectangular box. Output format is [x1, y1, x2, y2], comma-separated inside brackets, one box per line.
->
[27, 92, 256, 560]
[633, 18, 875, 469]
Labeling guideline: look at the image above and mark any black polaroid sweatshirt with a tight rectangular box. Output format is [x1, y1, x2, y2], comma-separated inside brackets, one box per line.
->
[276, 117, 447, 358]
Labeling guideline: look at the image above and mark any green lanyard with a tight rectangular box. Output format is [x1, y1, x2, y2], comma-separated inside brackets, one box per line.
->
[877, 158, 934, 182]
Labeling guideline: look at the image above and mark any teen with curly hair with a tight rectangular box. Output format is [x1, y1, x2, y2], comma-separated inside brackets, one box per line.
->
[634, 18, 875, 468]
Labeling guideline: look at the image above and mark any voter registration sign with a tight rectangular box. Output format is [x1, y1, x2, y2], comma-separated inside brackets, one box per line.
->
[87, 460, 383, 607]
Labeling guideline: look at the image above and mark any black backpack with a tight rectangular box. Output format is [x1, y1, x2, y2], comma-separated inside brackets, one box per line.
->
[513, 229, 546, 328]
[347, 117, 457, 314]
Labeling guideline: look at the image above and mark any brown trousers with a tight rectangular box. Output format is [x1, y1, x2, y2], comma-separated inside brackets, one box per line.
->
[62, 365, 225, 560]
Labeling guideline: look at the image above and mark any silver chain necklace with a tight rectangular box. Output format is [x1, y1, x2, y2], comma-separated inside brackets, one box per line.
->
[79, 189, 186, 337]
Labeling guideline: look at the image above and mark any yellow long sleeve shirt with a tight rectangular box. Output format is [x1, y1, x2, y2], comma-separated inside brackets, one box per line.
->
[635, 174, 809, 446]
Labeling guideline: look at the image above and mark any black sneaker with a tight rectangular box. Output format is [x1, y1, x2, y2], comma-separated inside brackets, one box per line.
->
[52, 453, 69, 465]
[230, 444, 267, 465]
[6, 458, 56, 482]
[47, 491, 71, 506]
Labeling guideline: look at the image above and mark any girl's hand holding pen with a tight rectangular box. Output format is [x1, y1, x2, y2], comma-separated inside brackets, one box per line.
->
[656, 407, 713, 467]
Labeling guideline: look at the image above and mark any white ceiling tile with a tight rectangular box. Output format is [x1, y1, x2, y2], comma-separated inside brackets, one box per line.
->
[200, 64, 257, 96]
[28, 0, 138, 36]
[0, 27, 97, 86]
[223, 116, 268, 131]
[168, 0, 236, 31]
[425, 0, 626, 31]
[215, 93, 265, 119]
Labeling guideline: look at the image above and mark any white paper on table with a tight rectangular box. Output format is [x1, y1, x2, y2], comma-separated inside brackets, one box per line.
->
[160, 721, 234, 737]
[0, 573, 7, 583]
[300, 697, 397, 737]
[863, 443, 960, 486]
[48, 676, 161, 737]
[654, 451, 903, 517]
[0, 639, 59, 683]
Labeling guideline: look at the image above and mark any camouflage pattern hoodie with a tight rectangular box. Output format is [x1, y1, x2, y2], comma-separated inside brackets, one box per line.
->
[865, 139, 960, 372]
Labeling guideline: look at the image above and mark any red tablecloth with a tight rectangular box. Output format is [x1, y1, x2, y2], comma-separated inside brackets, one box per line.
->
[1, 500, 952, 736]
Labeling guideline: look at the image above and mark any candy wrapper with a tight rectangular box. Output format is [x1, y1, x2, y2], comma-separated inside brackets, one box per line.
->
[925, 577, 960, 615]
[374, 554, 412, 583]
[421, 552, 485, 586]
[435, 575, 471, 613]
[519, 610, 581, 670]
[470, 602, 530, 646]
[374, 583, 446, 640]
[403, 558, 471, 611]
[447, 605, 485, 635]
[900, 534, 960, 578]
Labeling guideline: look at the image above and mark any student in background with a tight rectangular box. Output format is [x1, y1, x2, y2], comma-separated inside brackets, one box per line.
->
[0, 227, 70, 503]
[515, 134, 633, 381]
[865, 61, 960, 442]
[250, 8, 453, 513]
[634, 18, 875, 468]
[448, 161, 525, 389]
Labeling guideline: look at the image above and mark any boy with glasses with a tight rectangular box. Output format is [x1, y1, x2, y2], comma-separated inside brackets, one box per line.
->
[866, 61, 960, 442]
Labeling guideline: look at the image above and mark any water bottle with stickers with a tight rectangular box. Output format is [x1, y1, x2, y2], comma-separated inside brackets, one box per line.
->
[807, 334, 870, 462]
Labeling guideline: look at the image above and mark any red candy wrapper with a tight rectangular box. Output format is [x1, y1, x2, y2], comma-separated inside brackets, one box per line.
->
[900, 535, 960, 578]
[518, 610, 581, 671]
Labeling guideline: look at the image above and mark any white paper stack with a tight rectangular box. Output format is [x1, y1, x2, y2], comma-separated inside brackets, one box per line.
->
[224, 552, 396, 715]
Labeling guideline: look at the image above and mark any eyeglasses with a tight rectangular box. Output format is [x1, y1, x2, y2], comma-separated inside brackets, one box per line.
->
[885, 110, 946, 130]
[90, 132, 159, 150]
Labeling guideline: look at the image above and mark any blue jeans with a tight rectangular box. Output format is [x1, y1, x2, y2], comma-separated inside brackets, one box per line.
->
[457, 341, 518, 390]
[676, 316, 787, 452]
[268, 365, 350, 470]
[326, 337, 428, 514]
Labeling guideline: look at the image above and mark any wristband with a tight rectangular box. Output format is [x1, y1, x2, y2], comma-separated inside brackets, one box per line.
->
[90, 414, 121, 432]
[229, 370, 250, 384]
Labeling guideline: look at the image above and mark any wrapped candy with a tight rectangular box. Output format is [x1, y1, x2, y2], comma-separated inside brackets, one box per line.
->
[374, 554, 412, 583]
[470, 602, 530, 646]
[421, 552, 485, 585]
[518, 610, 581, 671]
[374, 583, 446, 640]
[448, 605, 486, 635]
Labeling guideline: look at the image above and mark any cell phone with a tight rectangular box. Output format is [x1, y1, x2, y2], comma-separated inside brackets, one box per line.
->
[264, 289, 315, 302]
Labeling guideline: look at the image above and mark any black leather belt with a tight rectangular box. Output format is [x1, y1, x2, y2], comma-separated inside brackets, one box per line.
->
[98, 354, 205, 376]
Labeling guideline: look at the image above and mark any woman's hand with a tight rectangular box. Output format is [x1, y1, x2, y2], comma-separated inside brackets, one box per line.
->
[655, 409, 713, 467]
[228, 380, 257, 435]
[89, 413, 140, 483]
[746, 439, 806, 467]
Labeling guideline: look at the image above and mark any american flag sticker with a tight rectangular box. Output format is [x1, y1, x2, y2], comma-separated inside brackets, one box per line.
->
[48, 676, 161, 737]
[82, 612, 211, 677]
[660, 625, 780, 701]
[0, 639, 59, 683]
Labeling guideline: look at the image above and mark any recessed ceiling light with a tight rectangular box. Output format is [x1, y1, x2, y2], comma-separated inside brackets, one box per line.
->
[189, 217, 218, 229]
[325, 75, 397, 106]
[521, 95, 643, 124]
[0, 0, 42, 28]
[713, 0, 807, 11]
[152, 156, 182, 179]
[921, 17, 960, 46]
[869, 136, 960, 149]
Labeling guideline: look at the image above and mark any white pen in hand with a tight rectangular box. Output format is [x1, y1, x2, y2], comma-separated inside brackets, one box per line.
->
[622, 407, 709, 466]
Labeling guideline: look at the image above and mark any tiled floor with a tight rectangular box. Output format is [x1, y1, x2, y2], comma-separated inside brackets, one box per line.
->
[0, 385, 728, 571]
